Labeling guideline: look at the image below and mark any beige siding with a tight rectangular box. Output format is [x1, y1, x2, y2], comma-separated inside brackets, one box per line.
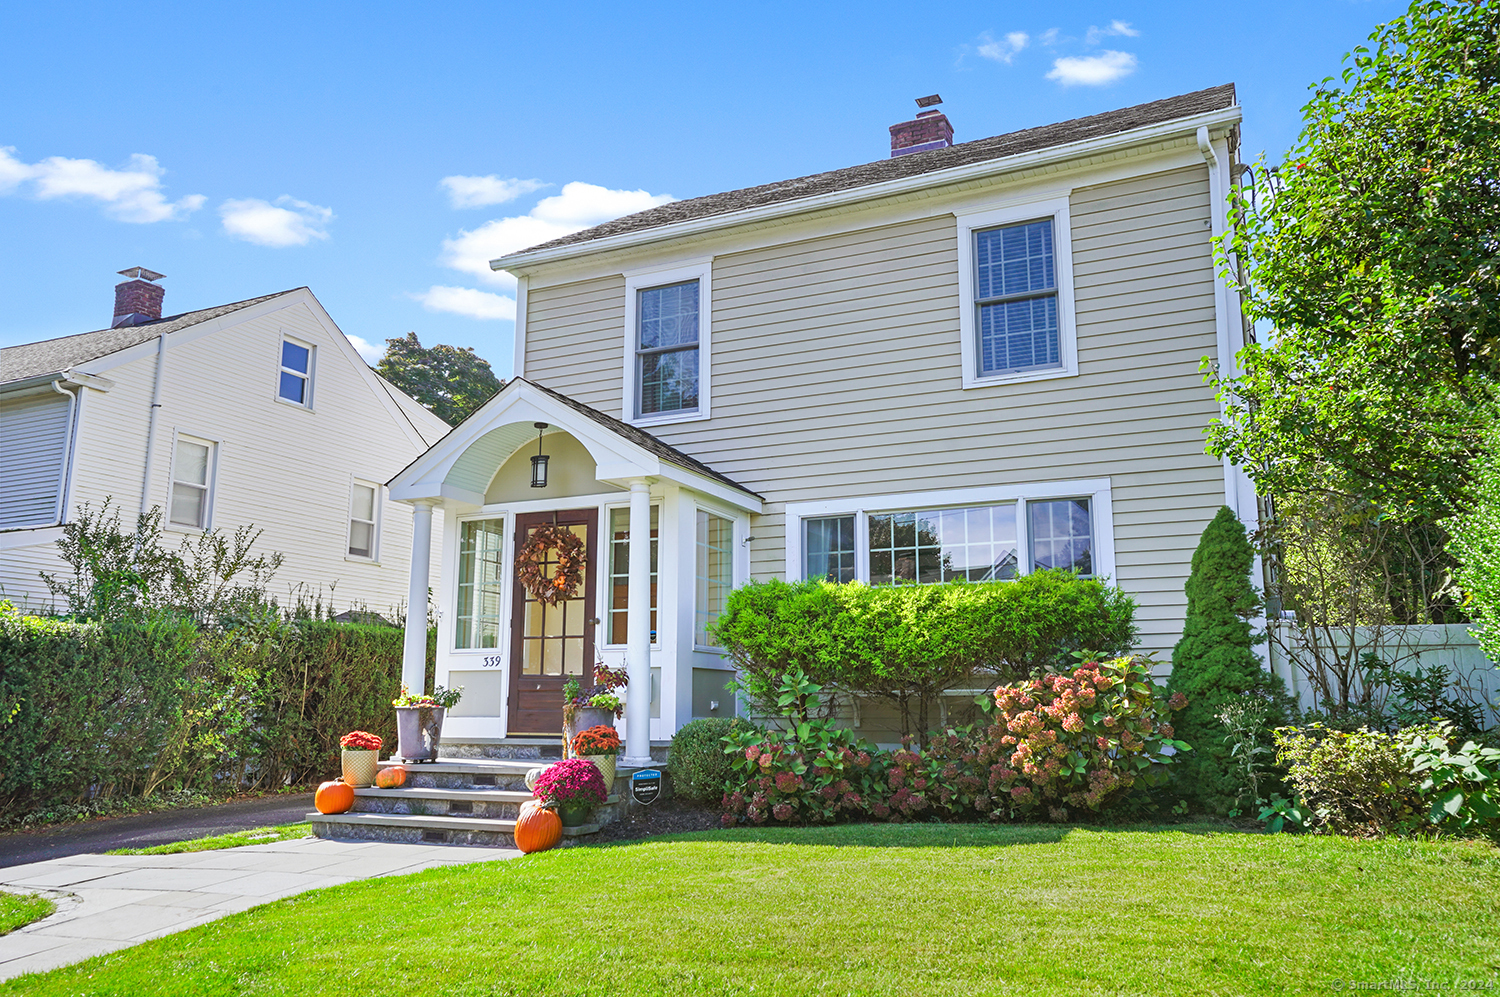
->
[524, 164, 1226, 657]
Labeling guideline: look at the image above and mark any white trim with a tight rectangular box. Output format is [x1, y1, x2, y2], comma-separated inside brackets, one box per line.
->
[784, 477, 1116, 584]
[276, 332, 316, 409]
[621, 260, 712, 428]
[955, 195, 1078, 389]
[599, 499, 662, 651]
[165, 430, 220, 532]
[346, 478, 382, 562]
[449, 510, 513, 656]
[511, 275, 528, 379]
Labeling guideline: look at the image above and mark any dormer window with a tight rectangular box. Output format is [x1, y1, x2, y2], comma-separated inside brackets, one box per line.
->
[278, 336, 314, 406]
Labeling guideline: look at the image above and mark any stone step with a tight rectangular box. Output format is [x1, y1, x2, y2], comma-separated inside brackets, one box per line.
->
[351, 787, 623, 821]
[308, 811, 599, 848]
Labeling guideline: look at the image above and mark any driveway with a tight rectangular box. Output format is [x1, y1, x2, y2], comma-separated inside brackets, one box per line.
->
[0, 794, 316, 868]
[0, 836, 515, 981]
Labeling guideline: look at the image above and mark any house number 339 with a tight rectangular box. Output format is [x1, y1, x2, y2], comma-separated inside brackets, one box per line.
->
[482, 655, 503, 668]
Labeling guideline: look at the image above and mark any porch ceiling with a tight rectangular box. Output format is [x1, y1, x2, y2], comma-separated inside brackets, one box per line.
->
[445, 423, 539, 494]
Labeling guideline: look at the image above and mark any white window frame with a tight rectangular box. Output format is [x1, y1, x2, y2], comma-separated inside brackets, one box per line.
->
[955, 196, 1078, 390]
[783, 479, 1114, 584]
[621, 260, 712, 427]
[452, 513, 510, 653]
[165, 431, 219, 532]
[692, 503, 741, 652]
[346, 479, 382, 562]
[600, 501, 662, 650]
[276, 334, 316, 409]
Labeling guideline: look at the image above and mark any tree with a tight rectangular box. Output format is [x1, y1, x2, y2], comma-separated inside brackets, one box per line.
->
[1207, 1, 1500, 525]
[1169, 506, 1288, 813]
[1449, 416, 1500, 665]
[376, 333, 502, 427]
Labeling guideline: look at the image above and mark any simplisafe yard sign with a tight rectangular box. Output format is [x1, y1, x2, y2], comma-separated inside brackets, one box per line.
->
[631, 769, 662, 806]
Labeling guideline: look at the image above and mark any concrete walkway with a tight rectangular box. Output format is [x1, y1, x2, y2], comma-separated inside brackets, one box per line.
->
[0, 836, 515, 981]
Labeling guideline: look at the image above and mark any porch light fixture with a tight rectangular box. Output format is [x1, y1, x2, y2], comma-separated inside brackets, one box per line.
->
[530, 422, 550, 488]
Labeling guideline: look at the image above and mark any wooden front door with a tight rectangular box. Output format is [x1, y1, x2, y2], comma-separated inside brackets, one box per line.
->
[508, 509, 600, 735]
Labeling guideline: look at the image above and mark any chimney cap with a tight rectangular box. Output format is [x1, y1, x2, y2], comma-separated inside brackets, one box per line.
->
[117, 266, 165, 282]
[915, 94, 943, 109]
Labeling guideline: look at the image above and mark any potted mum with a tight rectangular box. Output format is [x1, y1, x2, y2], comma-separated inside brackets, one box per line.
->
[571, 724, 622, 793]
[392, 684, 463, 763]
[533, 758, 608, 827]
[340, 730, 382, 787]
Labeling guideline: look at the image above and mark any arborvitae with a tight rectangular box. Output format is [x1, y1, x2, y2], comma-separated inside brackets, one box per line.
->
[1169, 505, 1287, 813]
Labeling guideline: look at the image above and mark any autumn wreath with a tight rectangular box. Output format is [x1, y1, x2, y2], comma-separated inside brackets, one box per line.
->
[516, 523, 587, 605]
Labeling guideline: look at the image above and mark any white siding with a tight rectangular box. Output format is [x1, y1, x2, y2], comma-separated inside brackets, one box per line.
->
[0, 390, 71, 529]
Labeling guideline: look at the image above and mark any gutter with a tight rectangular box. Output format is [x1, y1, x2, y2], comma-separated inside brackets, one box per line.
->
[48, 379, 77, 528]
[138, 332, 170, 518]
[493, 105, 1243, 275]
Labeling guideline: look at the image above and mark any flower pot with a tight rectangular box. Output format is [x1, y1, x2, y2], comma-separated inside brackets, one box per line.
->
[558, 802, 593, 827]
[341, 748, 378, 787]
[574, 707, 614, 732]
[395, 705, 445, 763]
[582, 753, 617, 794]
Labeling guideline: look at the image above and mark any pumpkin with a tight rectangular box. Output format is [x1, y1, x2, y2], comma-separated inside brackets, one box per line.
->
[524, 766, 547, 792]
[375, 765, 407, 789]
[514, 803, 562, 854]
[315, 779, 355, 814]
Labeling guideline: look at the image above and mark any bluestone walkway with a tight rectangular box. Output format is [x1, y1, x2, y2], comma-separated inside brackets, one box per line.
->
[0, 836, 515, 981]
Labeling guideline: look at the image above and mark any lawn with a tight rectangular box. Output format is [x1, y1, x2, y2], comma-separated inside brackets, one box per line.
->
[4, 824, 1499, 996]
[105, 822, 311, 856]
[0, 894, 53, 937]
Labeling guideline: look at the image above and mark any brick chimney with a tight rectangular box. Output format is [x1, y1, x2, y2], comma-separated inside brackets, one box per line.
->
[890, 94, 954, 158]
[112, 267, 166, 328]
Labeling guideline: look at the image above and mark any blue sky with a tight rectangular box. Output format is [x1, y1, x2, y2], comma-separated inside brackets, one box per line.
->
[0, 1, 1406, 374]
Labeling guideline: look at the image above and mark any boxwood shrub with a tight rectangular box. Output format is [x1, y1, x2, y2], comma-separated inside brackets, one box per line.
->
[668, 716, 763, 803]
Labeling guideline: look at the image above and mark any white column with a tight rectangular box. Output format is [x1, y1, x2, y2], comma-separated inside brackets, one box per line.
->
[623, 479, 653, 766]
[402, 500, 435, 695]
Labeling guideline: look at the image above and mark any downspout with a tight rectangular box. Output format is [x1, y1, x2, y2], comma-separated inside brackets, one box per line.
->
[48, 380, 76, 527]
[138, 332, 169, 519]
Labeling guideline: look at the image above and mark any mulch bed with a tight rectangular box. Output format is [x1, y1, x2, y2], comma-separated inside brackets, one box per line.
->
[591, 798, 722, 844]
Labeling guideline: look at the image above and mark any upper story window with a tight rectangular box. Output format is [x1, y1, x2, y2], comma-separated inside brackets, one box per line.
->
[278, 336, 315, 406]
[956, 198, 1077, 390]
[623, 262, 712, 426]
[169, 435, 217, 530]
[348, 481, 380, 560]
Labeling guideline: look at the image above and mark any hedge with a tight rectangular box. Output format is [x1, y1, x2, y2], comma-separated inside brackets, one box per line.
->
[0, 611, 434, 815]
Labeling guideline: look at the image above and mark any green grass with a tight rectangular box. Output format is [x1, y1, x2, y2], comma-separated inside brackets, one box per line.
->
[0, 893, 53, 936]
[104, 822, 312, 856]
[6, 823, 1500, 996]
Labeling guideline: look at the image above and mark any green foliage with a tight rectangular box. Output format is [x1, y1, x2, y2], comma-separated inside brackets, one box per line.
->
[1215, 694, 1284, 818]
[1274, 722, 1438, 836]
[1404, 721, 1500, 840]
[1169, 507, 1290, 812]
[711, 572, 1138, 739]
[375, 332, 502, 426]
[1449, 416, 1500, 663]
[667, 716, 763, 803]
[1208, 0, 1500, 523]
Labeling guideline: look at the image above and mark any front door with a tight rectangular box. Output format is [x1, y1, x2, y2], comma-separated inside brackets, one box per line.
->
[508, 509, 600, 735]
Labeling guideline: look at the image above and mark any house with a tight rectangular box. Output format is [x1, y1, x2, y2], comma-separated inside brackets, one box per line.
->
[388, 85, 1257, 766]
[0, 274, 450, 617]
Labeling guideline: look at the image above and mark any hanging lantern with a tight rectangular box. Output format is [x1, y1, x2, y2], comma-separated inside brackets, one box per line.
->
[530, 422, 550, 488]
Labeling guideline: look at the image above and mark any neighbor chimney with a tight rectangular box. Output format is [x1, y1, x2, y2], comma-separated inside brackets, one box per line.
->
[112, 267, 166, 328]
[890, 94, 953, 157]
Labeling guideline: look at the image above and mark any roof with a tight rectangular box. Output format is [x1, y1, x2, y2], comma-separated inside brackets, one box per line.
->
[513, 84, 1236, 257]
[521, 378, 763, 500]
[0, 291, 293, 385]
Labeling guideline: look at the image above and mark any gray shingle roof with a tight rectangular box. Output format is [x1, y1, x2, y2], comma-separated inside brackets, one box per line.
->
[0, 291, 294, 385]
[512, 84, 1236, 258]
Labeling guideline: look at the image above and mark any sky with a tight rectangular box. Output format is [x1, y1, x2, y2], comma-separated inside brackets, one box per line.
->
[0, 1, 1408, 376]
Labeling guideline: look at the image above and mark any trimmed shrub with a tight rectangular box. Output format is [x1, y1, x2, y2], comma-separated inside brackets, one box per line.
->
[667, 717, 762, 803]
[1273, 723, 1432, 836]
[1169, 506, 1289, 812]
[711, 572, 1138, 737]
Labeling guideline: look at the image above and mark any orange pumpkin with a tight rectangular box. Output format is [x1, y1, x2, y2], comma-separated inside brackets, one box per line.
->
[315, 779, 355, 814]
[375, 765, 407, 789]
[514, 804, 562, 854]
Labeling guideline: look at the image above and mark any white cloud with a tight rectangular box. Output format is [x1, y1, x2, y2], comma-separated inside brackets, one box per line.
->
[0, 146, 203, 222]
[1047, 50, 1138, 86]
[410, 285, 517, 321]
[1039, 27, 1060, 45]
[1085, 20, 1140, 45]
[219, 196, 333, 247]
[344, 333, 385, 363]
[439, 181, 673, 286]
[977, 31, 1029, 63]
[440, 174, 547, 209]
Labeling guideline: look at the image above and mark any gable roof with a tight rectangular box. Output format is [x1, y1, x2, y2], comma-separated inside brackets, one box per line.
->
[508, 84, 1236, 259]
[0, 291, 292, 385]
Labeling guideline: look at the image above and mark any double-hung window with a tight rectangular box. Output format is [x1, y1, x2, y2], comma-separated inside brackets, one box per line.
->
[624, 263, 711, 425]
[169, 435, 216, 529]
[278, 336, 314, 406]
[348, 481, 379, 560]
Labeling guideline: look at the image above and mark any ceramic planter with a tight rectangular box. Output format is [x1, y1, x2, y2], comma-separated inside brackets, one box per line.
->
[395, 705, 445, 762]
[341, 748, 378, 787]
[582, 753, 617, 794]
[557, 802, 593, 827]
[573, 708, 615, 735]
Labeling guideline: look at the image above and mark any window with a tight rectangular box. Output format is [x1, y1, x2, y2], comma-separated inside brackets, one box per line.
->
[456, 518, 506, 649]
[1029, 498, 1093, 575]
[278, 337, 314, 406]
[348, 481, 379, 559]
[869, 504, 1019, 585]
[607, 505, 658, 645]
[804, 516, 856, 583]
[637, 281, 699, 417]
[168, 436, 215, 529]
[695, 511, 733, 647]
[956, 198, 1076, 389]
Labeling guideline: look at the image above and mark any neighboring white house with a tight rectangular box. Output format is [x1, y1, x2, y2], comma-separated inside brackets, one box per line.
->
[0, 274, 450, 617]
[388, 84, 1257, 765]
